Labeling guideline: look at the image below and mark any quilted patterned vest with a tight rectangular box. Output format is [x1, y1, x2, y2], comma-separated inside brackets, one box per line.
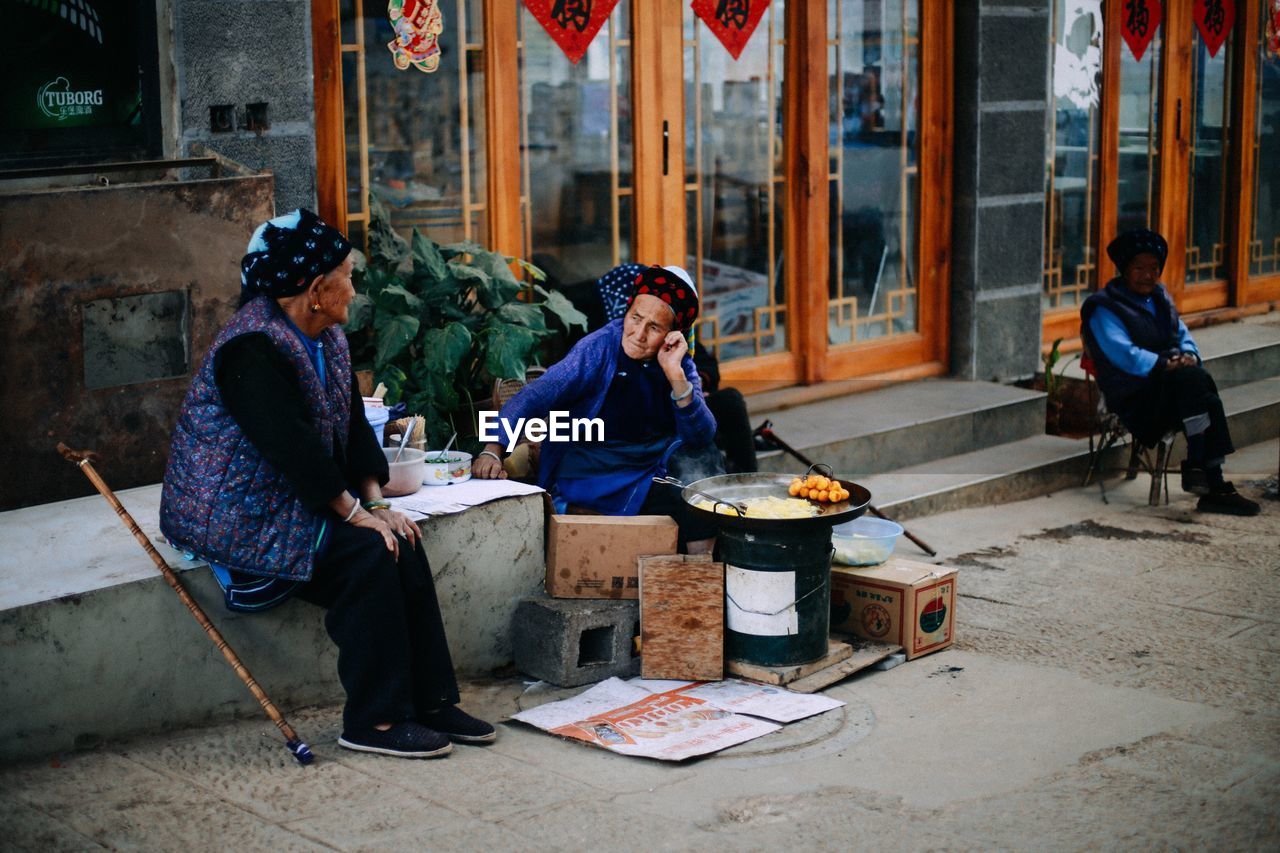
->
[160, 296, 352, 581]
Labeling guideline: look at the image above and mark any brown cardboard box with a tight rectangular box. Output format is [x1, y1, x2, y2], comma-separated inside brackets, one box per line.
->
[830, 558, 957, 660]
[546, 515, 679, 599]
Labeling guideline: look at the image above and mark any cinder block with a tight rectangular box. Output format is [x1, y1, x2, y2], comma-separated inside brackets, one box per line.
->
[512, 597, 639, 687]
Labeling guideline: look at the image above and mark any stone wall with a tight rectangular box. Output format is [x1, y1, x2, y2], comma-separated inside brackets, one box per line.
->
[174, 0, 316, 213]
[950, 0, 1051, 381]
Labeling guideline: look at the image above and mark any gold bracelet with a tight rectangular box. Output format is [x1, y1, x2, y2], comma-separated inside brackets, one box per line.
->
[362, 499, 392, 511]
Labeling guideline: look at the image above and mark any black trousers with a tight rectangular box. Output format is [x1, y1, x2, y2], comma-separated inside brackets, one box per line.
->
[295, 522, 459, 732]
[705, 387, 758, 474]
[1121, 365, 1234, 462]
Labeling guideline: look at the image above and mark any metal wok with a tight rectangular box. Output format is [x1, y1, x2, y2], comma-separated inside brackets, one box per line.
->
[676, 472, 871, 533]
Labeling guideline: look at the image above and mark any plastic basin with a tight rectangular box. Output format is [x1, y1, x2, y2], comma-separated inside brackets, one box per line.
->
[831, 516, 903, 566]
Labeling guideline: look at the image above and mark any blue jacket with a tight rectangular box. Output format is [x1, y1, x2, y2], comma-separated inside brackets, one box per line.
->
[160, 296, 352, 581]
[1080, 279, 1184, 416]
[496, 318, 716, 497]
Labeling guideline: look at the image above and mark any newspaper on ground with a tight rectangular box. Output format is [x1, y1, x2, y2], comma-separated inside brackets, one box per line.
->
[510, 677, 780, 761]
[385, 478, 543, 520]
[629, 677, 846, 723]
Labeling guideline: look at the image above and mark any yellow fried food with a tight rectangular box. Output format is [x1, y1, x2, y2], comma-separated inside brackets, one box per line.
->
[691, 496, 820, 519]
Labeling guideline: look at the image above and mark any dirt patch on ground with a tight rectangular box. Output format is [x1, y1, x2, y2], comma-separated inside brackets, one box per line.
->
[1026, 519, 1211, 544]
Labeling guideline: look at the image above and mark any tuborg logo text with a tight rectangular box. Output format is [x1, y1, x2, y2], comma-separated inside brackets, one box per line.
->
[38, 77, 103, 121]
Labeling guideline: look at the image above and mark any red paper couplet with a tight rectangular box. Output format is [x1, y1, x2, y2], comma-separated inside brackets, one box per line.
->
[522, 0, 622, 65]
[1269, 0, 1280, 58]
[1120, 0, 1162, 62]
[691, 0, 771, 61]
[1192, 0, 1235, 58]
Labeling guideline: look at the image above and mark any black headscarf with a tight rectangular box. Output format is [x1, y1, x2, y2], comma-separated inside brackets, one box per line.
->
[1106, 228, 1168, 274]
[239, 209, 352, 307]
[628, 265, 700, 332]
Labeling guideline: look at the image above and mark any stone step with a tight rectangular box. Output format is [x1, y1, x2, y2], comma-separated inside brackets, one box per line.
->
[1059, 313, 1280, 388]
[0, 485, 546, 763]
[861, 376, 1280, 522]
[753, 379, 1047, 477]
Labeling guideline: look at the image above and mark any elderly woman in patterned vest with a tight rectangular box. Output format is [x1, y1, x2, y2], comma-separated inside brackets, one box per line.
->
[161, 209, 494, 758]
[1080, 228, 1259, 516]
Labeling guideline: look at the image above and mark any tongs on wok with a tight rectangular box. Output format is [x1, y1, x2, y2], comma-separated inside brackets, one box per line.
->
[652, 475, 748, 516]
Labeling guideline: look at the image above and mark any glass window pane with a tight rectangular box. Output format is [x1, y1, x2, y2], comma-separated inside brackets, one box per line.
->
[1116, 15, 1162, 236]
[342, 0, 487, 250]
[1250, 15, 1280, 276]
[517, 4, 633, 292]
[828, 0, 920, 346]
[1044, 0, 1102, 311]
[684, 1, 788, 363]
[1185, 27, 1233, 283]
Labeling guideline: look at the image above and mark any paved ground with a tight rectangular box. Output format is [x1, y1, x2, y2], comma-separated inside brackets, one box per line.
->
[3, 441, 1278, 851]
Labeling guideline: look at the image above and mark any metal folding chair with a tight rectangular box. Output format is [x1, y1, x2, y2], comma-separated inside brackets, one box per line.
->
[1080, 352, 1176, 506]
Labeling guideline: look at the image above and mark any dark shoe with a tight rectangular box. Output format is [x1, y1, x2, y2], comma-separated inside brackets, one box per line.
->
[420, 705, 497, 744]
[1181, 461, 1211, 496]
[338, 722, 452, 758]
[1196, 484, 1261, 517]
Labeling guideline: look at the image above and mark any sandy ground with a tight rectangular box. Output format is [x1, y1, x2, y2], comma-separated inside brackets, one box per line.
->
[2, 441, 1277, 851]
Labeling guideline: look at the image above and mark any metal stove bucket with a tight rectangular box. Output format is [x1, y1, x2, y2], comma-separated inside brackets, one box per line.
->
[678, 473, 871, 667]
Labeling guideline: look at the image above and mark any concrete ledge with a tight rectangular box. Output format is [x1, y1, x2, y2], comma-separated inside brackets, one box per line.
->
[0, 485, 544, 762]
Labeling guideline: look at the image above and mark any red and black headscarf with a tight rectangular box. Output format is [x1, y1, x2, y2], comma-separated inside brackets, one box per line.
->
[628, 265, 699, 332]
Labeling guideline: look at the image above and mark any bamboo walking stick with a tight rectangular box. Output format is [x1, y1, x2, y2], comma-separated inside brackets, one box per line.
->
[752, 421, 938, 557]
[57, 443, 315, 766]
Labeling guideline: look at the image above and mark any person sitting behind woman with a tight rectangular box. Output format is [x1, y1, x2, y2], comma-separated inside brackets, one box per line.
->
[161, 209, 494, 759]
[473, 265, 720, 552]
[1080, 228, 1259, 515]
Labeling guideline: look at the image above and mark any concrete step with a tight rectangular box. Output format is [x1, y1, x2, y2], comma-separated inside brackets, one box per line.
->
[863, 375, 1280, 522]
[1060, 313, 1280, 388]
[754, 379, 1047, 477]
[0, 484, 546, 762]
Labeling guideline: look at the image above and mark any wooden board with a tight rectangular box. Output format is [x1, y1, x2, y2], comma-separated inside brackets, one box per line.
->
[639, 555, 723, 681]
[728, 637, 902, 694]
[726, 640, 854, 687]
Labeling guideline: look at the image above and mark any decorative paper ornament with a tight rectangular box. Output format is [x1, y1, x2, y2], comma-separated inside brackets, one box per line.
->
[1268, 0, 1280, 58]
[522, 0, 622, 65]
[691, 0, 771, 61]
[388, 0, 445, 73]
[1192, 0, 1234, 58]
[1119, 0, 1162, 62]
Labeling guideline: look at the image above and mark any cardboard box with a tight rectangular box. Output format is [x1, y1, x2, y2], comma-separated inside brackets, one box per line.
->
[546, 515, 679, 599]
[829, 558, 957, 660]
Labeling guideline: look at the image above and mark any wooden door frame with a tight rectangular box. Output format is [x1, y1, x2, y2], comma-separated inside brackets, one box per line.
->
[312, 0, 953, 387]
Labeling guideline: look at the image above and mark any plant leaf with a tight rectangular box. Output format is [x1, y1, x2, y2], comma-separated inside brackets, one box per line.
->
[420, 323, 473, 375]
[366, 192, 409, 268]
[375, 313, 419, 368]
[535, 284, 589, 332]
[376, 364, 407, 405]
[514, 257, 546, 282]
[497, 301, 548, 332]
[379, 283, 423, 313]
[345, 293, 375, 332]
[439, 240, 485, 260]
[411, 230, 448, 281]
[483, 321, 539, 379]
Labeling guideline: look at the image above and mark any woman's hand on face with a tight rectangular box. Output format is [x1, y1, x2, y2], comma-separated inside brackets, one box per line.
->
[657, 330, 688, 379]
[473, 445, 507, 480]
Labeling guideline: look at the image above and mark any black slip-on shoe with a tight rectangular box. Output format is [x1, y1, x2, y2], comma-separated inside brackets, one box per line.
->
[420, 705, 497, 744]
[1181, 461, 1211, 496]
[1196, 484, 1261, 517]
[338, 721, 452, 758]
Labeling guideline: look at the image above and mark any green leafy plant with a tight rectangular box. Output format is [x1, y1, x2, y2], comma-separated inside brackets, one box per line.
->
[1041, 337, 1080, 434]
[345, 197, 587, 449]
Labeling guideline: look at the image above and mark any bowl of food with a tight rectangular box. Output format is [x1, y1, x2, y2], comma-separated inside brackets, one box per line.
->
[831, 516, 902, 566]
[422, 450, 472, 486]
[381, 447, 426, 497]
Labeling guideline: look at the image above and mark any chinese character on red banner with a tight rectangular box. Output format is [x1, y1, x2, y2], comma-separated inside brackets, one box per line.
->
[692, 0, 771, 61]
[388, 0, 444, 73]
[522, 0, 622, 65]
[1120, 0, 1162, 62]
[1193, 0, 1235, 58]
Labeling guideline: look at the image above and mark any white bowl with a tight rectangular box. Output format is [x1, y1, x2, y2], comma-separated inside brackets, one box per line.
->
[832, 516, 903, 566]
[382, 447, 426, 497]
[422, 450, 472, 486]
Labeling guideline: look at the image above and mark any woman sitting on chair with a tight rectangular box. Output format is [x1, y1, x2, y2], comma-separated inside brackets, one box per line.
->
[1079, 228, 1258, 516]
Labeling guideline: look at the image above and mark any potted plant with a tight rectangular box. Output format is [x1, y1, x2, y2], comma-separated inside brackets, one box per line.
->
[345, 197, 587, 450]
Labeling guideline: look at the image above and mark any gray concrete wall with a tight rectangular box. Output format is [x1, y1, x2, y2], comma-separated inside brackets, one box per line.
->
[174, 0, 317, 213]
[951, 0, 1051, 382]
[0, 493, 546, 763]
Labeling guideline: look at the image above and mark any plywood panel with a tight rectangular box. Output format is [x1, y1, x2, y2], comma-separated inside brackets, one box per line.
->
[639, 555, 724, 681]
